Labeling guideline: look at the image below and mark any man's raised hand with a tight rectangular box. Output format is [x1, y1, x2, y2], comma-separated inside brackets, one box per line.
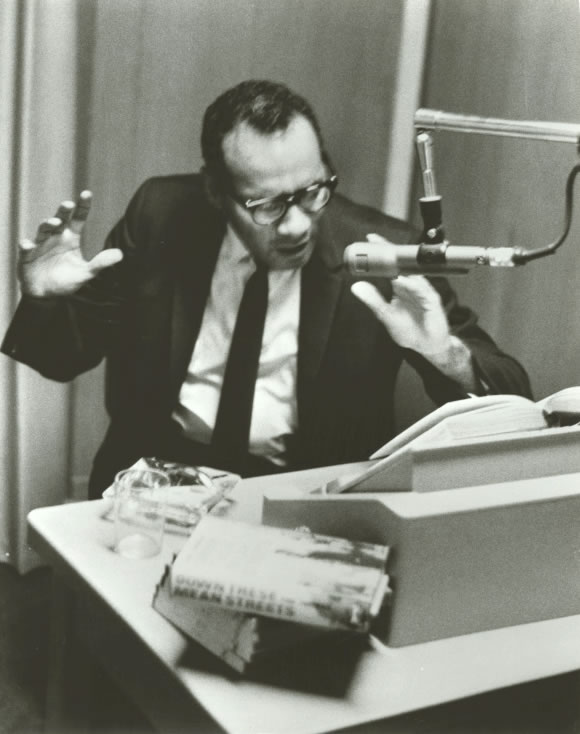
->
[350, 234, 479, 392]
[350, 233, 452, 356]
[18, 191, 123, 298]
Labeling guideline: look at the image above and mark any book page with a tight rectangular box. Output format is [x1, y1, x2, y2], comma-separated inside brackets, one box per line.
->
[153, 566, 256, 672]
[323, 395, 546, 495]
[538, 386, 580, 426]
[423, 401, 547, 442]
[324, 389, 580, 496]
[371, 394, 532, 459]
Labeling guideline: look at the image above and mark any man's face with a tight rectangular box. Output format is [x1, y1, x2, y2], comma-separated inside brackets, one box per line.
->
[218, 115, 328, 270]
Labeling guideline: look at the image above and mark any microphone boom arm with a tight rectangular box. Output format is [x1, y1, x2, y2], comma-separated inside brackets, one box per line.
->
[412, 110, 580, 267]
[343, 110, 580, 278]
[414, 109, 580, 149]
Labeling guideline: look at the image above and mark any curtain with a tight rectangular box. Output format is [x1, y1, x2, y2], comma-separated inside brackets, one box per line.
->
[1, 0, 408, 573]
[0, 0, 80, 572]
[5, 0, 575, 574]
[419, 0, 580, 400]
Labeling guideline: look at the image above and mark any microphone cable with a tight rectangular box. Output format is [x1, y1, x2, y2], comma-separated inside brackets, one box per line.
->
[512, 162, 580, 264]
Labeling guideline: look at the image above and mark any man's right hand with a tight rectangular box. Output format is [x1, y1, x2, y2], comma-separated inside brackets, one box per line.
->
[18, 191, 123, 298]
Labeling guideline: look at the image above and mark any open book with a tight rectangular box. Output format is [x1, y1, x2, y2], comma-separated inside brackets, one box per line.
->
[323, 387, 580, 494]
[169, 515, 390, 632]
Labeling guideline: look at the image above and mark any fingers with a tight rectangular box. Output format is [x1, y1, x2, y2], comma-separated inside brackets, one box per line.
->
[87, 248, 123, 275]
[366, 232, 389, 244]
[348, 233, 398, 247]
[348, 233, 398, 248]
[392, 275, 441, 308]
[69, 190, 92, 234]
[18, 238, 39, 263]
[351, 281, 389, 320]
[351, 277, 442, 320]
[53, 200, 75, 228]
[34, 217, 65, 245]
[33, 191, 93, 244]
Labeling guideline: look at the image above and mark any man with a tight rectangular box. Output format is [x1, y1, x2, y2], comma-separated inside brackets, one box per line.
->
[2, 80, 531, 498]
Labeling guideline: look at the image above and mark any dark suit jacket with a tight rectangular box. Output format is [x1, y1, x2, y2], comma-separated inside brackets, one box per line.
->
[2, 175, 532, 494]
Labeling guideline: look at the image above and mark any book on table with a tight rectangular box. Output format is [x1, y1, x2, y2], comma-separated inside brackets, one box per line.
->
[321, 387, 580, 494]
[153, 565, 338, 673]
[170, 515, 390, 630]
[152, 515, 391, 672]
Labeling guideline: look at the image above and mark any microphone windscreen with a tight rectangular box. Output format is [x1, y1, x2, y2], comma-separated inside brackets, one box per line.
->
[343, 243, 400, 277]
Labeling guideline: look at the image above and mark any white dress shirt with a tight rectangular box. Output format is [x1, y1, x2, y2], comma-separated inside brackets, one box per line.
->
[173, 226, 300, 466]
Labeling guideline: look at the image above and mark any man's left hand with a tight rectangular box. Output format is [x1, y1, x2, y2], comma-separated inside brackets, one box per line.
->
[351, 275, 452, 356]
[351, 260, 479, 393]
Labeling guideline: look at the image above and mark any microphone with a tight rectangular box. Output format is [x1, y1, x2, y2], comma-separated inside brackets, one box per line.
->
[374, 108, 580, 276]
[344, 241, 521, 278]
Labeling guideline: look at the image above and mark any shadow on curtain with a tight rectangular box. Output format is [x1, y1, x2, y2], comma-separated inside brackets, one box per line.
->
[0, 0, 409, 572]
[0, 0, 84, 572]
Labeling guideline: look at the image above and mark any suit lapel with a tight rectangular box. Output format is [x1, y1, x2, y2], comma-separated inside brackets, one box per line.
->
[168, 198, 225, 402]
[165, 197, 344, 424]
[297, 215, 343, 421]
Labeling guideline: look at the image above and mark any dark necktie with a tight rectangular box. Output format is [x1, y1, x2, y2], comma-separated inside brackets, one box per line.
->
[211, 263, 269, 472]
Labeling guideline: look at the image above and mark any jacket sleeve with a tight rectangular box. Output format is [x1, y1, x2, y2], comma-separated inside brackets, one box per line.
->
[403, 275, 533, 402]
[332, 196, 533, 403]
[0, 182, 152, 382]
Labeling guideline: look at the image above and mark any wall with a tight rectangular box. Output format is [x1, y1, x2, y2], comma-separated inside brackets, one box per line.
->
[419, 0, 580, 400]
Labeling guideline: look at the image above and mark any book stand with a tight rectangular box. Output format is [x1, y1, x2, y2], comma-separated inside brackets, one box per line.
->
[263, 463, 580, 647]
[329, 425, 580, 493]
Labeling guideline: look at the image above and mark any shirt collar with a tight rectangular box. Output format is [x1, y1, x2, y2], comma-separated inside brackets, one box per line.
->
[222, 224, 254, 267]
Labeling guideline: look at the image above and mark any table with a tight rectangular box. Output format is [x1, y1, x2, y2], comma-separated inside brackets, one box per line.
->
[28, 464, 580, 734]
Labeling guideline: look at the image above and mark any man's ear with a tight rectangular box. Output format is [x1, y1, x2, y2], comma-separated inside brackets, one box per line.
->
[202, 167, 223, 209]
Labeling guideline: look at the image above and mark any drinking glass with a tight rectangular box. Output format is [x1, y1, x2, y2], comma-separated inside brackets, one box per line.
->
[113, 467, 170, 559]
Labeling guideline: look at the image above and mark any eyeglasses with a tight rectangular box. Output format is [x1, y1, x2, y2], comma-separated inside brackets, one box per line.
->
[229, 175, 338, 225]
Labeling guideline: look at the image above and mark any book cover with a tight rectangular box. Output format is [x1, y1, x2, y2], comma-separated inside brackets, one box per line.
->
[153, 565, 330, 673]
[169, 516, 390, 632]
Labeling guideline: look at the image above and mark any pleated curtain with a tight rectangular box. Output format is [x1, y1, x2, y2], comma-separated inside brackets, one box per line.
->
[0, 0, 79, 572]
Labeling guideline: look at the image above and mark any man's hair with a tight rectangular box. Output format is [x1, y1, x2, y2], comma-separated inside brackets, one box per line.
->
[201, 79, 326, 183]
